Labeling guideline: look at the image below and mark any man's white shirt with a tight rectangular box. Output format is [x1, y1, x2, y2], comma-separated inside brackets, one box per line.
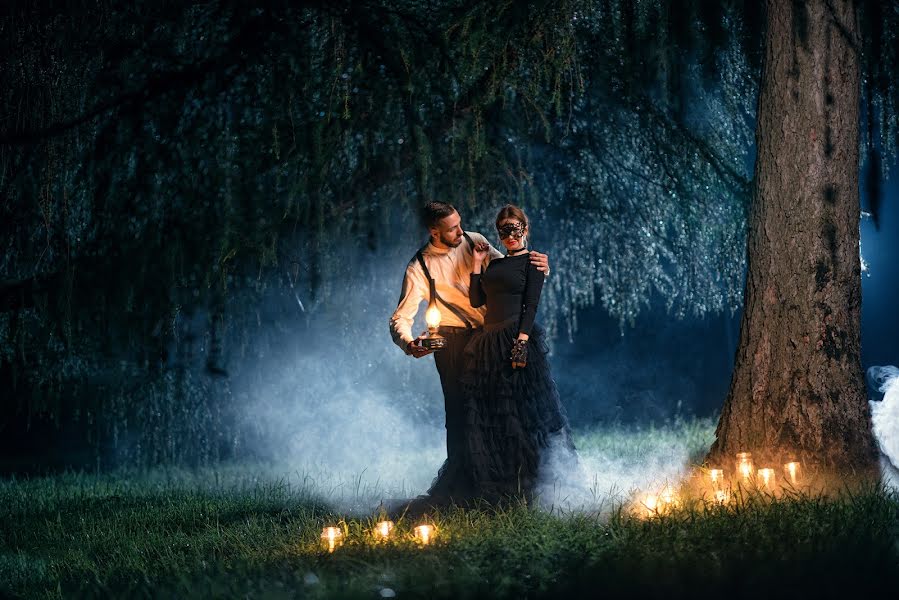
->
[389, 231, 504, 353]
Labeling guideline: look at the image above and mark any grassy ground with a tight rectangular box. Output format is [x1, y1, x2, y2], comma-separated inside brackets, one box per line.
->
[2, 420, 899, 598]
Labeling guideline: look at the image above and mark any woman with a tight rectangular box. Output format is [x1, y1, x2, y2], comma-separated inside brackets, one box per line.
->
[458, 204, 578, 505]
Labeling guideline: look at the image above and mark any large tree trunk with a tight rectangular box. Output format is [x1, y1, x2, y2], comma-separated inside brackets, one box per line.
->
[709, 0, 878, 473]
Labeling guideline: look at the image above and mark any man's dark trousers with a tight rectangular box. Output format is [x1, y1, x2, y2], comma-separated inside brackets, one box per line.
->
[432, 327, 476, 469]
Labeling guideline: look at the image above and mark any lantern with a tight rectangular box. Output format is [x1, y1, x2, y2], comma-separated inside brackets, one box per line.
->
[421, 296, 447, 350]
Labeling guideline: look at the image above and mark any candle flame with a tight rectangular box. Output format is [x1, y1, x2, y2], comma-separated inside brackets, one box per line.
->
[758, 468, 775, 489]
[375, 520, 394, 539]
[414, 524, 435, 545]
[736, 452, 753, 481]
[660, 485, 677, 507]
[321, 526, 343, 553]
[784, 461, 800, 485]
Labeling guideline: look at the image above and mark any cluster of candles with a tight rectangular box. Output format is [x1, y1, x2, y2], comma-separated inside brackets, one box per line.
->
[638, 453, 804, 516]
[320, 521, 435, 552]
[639, 484, 680, 516]
[707, 452, 803, 502]
[726, 452, 802, 487]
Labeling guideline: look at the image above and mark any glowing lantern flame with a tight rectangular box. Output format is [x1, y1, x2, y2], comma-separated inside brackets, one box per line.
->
[414, 524, 435, 545]
[425, 304, 442, 330]
[709, 469, 723, 484]
[321, 526, 343, 553]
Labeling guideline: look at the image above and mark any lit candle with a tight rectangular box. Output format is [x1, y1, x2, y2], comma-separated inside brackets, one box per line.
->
[735, 452, 754, 482]
[709, 468, 724, 485]
[784, 461, 801, 485]
[660, 485, 678, 509]
[414, 524, 435, 545]
[643, 494, 659, 516]
[320, 526, 343, 553]
[374, 520, 394, 540]
[757, 468, 775, 490]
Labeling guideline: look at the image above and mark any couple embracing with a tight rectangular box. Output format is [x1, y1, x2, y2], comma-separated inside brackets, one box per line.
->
[389, 201, 578, 513]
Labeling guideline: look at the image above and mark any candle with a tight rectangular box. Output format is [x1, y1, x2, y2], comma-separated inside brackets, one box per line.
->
[757, 468, 775, 490]
[709, 468, 724, 485]
[660, 485, 678, 509]
[320, 526, 343, 553]
[374, 520, 394, 540]
[735, 452, 754, 482]
[784, 461, 801, 485]
[642, 494, 659, 516]
[414, 524, 435, 545]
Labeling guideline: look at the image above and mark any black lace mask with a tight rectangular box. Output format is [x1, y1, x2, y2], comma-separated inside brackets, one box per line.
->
[497, 221, 526, 240]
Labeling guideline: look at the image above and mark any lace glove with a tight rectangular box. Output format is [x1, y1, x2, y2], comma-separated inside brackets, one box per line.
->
[510, 339, 528, 369]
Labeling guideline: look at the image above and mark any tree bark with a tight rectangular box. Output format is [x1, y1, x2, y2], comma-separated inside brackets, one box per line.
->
[708, 0, 878, 473]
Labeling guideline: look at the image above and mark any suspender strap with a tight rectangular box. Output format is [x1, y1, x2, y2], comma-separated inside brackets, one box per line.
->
[415, 249, 474, 330]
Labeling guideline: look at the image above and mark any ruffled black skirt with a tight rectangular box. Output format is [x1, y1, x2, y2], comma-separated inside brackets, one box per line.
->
[426, 319, 577, 506]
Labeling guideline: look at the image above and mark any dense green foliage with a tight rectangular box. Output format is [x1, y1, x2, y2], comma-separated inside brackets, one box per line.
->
[1, 1, 897, 465]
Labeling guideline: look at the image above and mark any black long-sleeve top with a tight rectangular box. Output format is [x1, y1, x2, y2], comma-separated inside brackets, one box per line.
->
[469, 253, 545, 335]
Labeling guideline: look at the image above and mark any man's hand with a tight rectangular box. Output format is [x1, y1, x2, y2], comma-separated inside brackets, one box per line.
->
[407, 336, 434, 358]
[529, 250, 550, 276]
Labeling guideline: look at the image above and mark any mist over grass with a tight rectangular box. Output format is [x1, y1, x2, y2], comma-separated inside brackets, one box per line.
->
[3, 419, 899, 599]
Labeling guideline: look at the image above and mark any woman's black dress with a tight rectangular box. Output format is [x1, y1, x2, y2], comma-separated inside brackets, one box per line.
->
[426, 252, 577, 506]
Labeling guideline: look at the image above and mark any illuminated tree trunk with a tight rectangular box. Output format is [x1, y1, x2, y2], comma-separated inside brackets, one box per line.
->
[709, 0, 878, 472]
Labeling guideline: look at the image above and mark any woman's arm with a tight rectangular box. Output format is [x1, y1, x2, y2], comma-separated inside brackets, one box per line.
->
[517, 260, 546, 340]
[511, 260, 545, 369]
[469, 273, 486, 308]
[469, 241, 489, 308]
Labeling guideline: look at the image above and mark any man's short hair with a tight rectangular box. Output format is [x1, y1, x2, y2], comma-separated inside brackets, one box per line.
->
[421, 201, 457, 229]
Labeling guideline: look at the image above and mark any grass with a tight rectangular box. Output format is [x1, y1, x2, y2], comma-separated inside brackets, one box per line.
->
[2, 419, 899, 598]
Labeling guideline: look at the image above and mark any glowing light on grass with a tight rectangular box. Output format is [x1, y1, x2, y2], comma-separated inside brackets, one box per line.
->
[374, 520, 394, 540]
[735, 452, 754, 482]
[784, 461, 801, 485]
[659, 485, 679, 510]
[414, 524, 435, 545]
[714, 489, 730, 505]
[642, 494, 659, 516]
[321, 526, 343, 552]
[757, 468, 775, 490]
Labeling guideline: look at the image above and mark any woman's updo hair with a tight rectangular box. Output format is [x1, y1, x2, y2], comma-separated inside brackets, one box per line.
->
[495, 204, 529, 233]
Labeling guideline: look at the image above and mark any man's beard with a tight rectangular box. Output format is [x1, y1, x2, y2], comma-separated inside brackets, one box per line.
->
[440, 233, 463, 247]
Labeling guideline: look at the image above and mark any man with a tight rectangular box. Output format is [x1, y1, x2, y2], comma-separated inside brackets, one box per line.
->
[389, 201, 550, 504]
